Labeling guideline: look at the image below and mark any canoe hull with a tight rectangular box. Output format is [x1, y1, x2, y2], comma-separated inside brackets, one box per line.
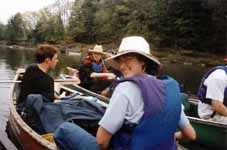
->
[7, 71, 57, 150]
[182, 98, 227, 150]
[186, 117, 227, 150]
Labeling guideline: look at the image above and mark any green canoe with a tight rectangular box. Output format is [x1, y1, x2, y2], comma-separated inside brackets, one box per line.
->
[181, 94, 227, 150]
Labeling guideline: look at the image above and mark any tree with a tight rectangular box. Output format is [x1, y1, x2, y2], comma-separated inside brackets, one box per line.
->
[5, 13, 27, 42]
[0, 22, 6, 40]
[68, 0, 98, 43]
[34, 9, 64, 43]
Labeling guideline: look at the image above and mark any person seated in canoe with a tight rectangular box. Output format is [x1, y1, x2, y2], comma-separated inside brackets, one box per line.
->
[17, 44, 59, 109]
[197, 65, 227, 123]
[78, 44, 116, 94]
[17, 45, 80, 110]
[54, 36, 196, 150]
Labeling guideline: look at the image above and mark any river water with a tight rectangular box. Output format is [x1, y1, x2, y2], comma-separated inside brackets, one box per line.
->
[0, 47, 212, 149]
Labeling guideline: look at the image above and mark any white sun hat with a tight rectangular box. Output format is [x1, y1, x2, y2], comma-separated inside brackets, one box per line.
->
[88, 45, 105, 55]
[105, 36, 161, 70]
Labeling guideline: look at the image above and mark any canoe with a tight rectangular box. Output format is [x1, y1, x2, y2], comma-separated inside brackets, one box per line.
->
[7, 69, 57, 150]
[61, 74, 227, 150]
[7, 69, 108, 150]
[181, 95, 227, 150]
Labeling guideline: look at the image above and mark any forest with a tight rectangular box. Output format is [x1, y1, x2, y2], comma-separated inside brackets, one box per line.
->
[0, 0, 226, 53]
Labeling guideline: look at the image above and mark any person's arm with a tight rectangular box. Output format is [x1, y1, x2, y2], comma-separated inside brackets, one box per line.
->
[175, 110, 196, 141]
[97, 83, 129, 149]
[96, 126, 112, 150]
[204, 70, 227, 116]
[211, 100, 227, 116]
[175, 125, 196, 141]
[101, 87, 110, 97]
[90, 72, 116, 79]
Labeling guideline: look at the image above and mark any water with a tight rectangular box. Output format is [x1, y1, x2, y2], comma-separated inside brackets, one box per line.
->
[0, 59, 18, 150]
[0, 47, 213, 149]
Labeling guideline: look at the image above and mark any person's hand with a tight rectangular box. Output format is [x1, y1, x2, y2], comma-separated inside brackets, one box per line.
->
[101, 88, 109, 97]
[174, 131, 182, 141]
[54, 99, 61, 103]
[107, 73, 116, 80]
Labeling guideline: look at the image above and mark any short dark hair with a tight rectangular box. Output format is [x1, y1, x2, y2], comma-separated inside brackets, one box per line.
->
[35, 44, 59, 63]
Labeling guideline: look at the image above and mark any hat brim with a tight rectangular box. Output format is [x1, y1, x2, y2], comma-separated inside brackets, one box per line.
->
[88, 50, 106, 55]
[105, 50, 161, 71]
[88, 50, 113, 59]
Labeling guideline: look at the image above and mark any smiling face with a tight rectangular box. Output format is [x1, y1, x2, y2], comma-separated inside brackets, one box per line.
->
[116, 54, 145, 78]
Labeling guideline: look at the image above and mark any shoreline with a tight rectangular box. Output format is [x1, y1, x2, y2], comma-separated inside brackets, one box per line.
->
[0, 42, 225, 67]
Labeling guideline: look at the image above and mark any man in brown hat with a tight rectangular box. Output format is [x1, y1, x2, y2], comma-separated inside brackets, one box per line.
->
[78, 45, 116, 93]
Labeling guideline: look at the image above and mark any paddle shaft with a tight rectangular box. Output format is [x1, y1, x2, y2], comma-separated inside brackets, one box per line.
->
[0, 79, 79, 84]
[0, 80, 21, 83]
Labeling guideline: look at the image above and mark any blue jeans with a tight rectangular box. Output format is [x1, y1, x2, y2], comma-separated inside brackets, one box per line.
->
[54, 122, 100, 150]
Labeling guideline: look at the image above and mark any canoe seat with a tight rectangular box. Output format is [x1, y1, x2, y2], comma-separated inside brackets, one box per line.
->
[181, 93, 190, 114]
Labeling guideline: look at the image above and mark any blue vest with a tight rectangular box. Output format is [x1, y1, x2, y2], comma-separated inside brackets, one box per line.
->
[113, 75, 181, 150]
[92, 62, 103, 73]
[197, 66, 227, 106]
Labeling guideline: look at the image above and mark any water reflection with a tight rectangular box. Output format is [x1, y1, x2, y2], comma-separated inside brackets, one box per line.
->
[163, 63, 210, 94]
[3, 48, 34, 70]
[0, 47, 81, 78]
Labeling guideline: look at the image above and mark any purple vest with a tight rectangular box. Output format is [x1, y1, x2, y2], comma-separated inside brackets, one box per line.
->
[197, 66, 227, 106]
[113, 75, 181, 150]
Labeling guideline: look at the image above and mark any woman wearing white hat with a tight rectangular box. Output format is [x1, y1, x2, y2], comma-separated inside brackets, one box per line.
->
[96, 36, 195, 150]
[54, 36, 195, 150]
[78, 45, 116, 93]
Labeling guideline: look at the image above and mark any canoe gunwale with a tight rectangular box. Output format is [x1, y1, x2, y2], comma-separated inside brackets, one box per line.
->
[8, 71, 57, 150]
[60, 74, 109, 102]
[187, 116, 227, 128]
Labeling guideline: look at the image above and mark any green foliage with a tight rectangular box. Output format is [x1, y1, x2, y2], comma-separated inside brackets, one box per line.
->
[165, 0, 211, 50]
[67, 0, 223, 52]
[1, 0, 227, 53]
[0, 23, 6, 40]
[68, 0, 98, 43]
[34, 9, 64, 43]
[5, 13, 27, 42]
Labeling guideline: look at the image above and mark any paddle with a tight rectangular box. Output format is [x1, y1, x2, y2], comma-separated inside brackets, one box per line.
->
[0, 80, 22, 83]
[0, 78, 80, 84]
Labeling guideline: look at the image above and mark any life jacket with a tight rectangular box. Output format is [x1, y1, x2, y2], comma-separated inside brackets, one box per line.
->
[197, 66, 227, 106]
[83, 57, 108, 80]
[112, 75, 181, 150]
